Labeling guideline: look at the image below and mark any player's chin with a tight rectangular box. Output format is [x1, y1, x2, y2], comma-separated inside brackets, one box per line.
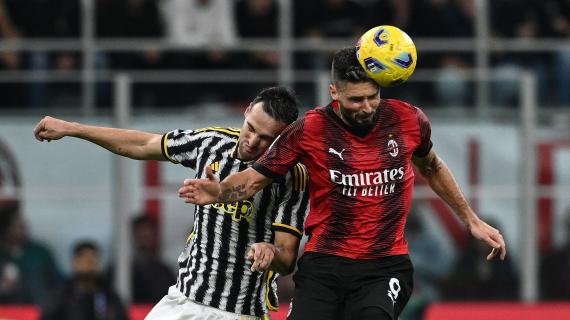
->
[240, 150, 259, 161]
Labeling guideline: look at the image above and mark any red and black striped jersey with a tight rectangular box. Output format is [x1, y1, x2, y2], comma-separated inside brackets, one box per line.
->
[253, 99, 432, 259]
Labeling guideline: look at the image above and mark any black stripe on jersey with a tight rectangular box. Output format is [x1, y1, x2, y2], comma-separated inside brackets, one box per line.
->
[265, 271, 278, 311]
[194, 151, 238, 302]
[211, 161, 250, 309]
[186, 140, 236, 299]
[183, 206, 204, 297]
[242, 187, 273, 314]
[315, 107, 358, 252]
[413, 107, 433, 157]
[165, 131, 205, 168]
[370, 104, 409, 253]
[254, 188, 274, 316]
[161, 133, 178, 163]
[225, 161, 253, 312]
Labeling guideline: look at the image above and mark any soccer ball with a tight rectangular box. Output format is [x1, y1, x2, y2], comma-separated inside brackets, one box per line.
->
[356, 25, 417, 87]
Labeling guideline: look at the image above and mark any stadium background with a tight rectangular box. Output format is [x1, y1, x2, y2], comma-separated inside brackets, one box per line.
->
[0, 0, 569, 319]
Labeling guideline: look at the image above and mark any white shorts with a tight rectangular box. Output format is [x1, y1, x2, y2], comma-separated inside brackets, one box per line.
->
[145, 285, 271, 320]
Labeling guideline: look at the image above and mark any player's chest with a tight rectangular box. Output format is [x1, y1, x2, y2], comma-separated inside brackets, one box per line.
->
[306, 131, 413, 172]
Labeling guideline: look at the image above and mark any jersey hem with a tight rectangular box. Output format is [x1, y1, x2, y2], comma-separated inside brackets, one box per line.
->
[271, 223, 302, 238]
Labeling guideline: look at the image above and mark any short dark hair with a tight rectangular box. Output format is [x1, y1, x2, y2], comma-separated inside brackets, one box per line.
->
[73, 240, 99, 258]
[331, 47, 375, 86]
[251, 86, 300, 124]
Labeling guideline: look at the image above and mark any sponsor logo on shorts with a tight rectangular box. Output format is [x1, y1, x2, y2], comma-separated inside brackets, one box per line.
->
[387, 277, 401, 305]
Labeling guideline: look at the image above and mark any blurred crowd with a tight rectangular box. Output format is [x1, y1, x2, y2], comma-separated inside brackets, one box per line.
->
[3, 198, 570, 319]
[0, 202, 175, 319]
[0, 0, 568, 109]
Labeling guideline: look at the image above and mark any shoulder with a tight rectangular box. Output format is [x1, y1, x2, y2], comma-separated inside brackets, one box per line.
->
[190, 127, 241, 138]
[165, 127, 240, 141]
[384, 99, 429, 121]
[383, 98, 420, 113]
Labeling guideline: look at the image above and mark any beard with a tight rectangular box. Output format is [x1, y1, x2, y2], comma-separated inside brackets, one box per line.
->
[338, 101, 379, 131]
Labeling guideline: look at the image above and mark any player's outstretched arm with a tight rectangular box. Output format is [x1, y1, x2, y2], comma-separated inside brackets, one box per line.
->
[412, 149, 507, 261]
[247, 231, 300, 275]
[179, 167, 273, 205]
[33, 116, 164, 160]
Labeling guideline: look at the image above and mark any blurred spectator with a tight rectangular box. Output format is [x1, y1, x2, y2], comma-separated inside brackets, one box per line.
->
[411, 0, 474, 38]
[361, 0, 411, 30]
[540, 209, 570, 299]
[235, 0, 279, 70]
[160, 0, 236, 46]
[96, 0, 165, 107]
[131, 214, 175, 304]
[236, 0, 277, 38]
[0, 0, 20, 70]
[544, 0, 570, 106]
[412, 0, 475, 107]
[96, 0, 164, 70]
[433, 55, 472, 107]
[41, 240, 128, 320]
[490, 0, 551, 107]
[401, 205, 453, 320]
[441, 218, 518, 300]
[0, 202, 61, 305]
[158, 0, 242, 103]
[308, 0, 366, 38]
[0, 0, 25, 107]
[2, 0, 79, 107]
[293, 0, 366, 70]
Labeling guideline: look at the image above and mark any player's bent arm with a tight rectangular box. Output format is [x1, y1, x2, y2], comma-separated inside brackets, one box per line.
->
[218, 167, 273, 203]
[412, 149, 476, 226]
[247, 231, 300, 275]
[34, 116, 165, 160]
[412, 149, 507, 260]
[269, 231, 301, 275]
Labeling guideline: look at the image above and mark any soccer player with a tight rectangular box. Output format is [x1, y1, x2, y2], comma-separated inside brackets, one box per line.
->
[33, 86, 310, 319]
[178, 47, 507, 320]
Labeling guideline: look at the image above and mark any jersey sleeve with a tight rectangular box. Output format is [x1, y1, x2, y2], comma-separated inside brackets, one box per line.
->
[161, 129, 203, 170]
[253, 118, 305, 179]
[271, 163, 310, 238]
[413, 107, 433, 157]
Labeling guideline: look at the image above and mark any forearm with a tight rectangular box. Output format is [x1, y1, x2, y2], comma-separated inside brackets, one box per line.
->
[269, 245, 296, 275]
[71, 123, 163, 160]
[218, 168, 271, 203]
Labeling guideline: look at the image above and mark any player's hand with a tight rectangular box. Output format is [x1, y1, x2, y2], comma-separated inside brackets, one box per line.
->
[178, 166, 221, 205]
[468, 218, 507, 261]
[33, 116, 72, 142]
[247, 242, 277, 272]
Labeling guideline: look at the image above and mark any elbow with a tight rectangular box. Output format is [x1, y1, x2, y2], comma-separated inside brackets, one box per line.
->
[274, 263, 295, 276]
[273, 253, 297, 275]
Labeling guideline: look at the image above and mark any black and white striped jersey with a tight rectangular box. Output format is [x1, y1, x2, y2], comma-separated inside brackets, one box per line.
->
[161, 127, 309, 316]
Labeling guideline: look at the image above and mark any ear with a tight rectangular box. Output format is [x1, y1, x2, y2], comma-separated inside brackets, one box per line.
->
[329, 84, 339, 101]
[244, 102, 253, 117]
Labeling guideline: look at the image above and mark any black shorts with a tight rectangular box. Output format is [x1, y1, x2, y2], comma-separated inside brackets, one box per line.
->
[287, 252, 414, 320]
